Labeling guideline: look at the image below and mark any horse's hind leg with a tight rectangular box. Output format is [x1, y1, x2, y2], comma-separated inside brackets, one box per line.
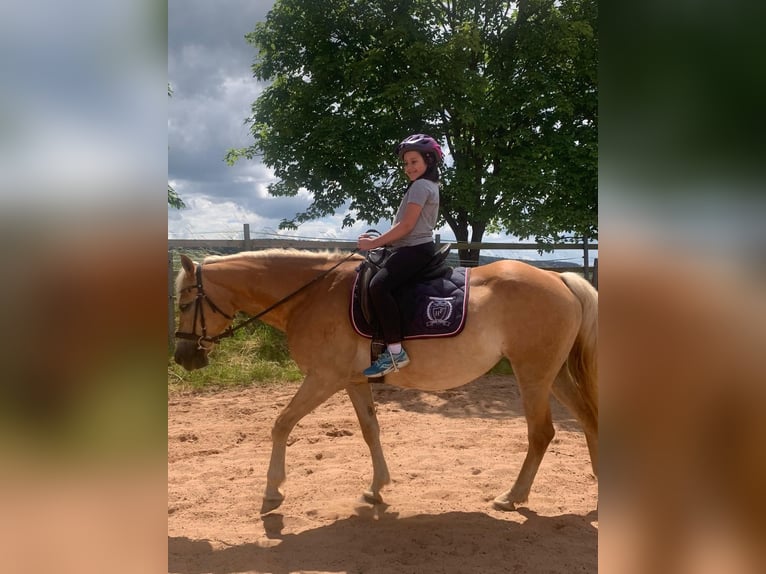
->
[345, 383, 391, 504]
[551, 366, 598, 477]
[262, 375, 339, 514]
[494, 372, 556, 511]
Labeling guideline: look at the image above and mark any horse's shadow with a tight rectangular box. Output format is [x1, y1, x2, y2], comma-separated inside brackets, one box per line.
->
[372, 377, 521, 420]
[169, 507, 597, 574]
[371, 376, 584, 432]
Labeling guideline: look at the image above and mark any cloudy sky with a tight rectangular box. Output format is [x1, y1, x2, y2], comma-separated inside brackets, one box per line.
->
[168, 0, 393, 243]
[167, 0, 593, 265]
[169, 0, 296, 239]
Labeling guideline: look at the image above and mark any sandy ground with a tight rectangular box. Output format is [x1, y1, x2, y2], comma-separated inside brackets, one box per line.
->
[168, 375, 598, 574]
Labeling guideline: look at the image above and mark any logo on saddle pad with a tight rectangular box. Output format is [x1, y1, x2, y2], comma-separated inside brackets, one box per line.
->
[425, 297, 455, 327]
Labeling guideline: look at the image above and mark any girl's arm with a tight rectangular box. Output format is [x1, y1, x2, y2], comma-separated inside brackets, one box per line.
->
[358, 202, 423, 250]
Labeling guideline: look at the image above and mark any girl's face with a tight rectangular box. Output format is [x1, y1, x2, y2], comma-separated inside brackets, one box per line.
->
[402, 151, 427, 181]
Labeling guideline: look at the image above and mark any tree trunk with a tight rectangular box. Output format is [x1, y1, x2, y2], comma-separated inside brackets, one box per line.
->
[444, 209, 487, 267]
[450, 221, 485, 267]
[461, 221, 485, 267]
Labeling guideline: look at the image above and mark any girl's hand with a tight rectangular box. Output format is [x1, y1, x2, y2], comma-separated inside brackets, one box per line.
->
[357, 235, 377, 250]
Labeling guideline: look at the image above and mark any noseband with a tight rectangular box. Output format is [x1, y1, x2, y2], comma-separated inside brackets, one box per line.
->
[174, 264, 235, 350]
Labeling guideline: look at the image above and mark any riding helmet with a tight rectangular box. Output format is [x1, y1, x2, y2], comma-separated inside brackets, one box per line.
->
[395, 134, 443, 163]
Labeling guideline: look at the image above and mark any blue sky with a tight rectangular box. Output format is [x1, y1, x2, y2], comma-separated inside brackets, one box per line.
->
[167, 0, 594, 266]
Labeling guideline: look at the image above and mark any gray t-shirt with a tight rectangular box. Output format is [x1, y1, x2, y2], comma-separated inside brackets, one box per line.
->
[391, 178, 440, 248]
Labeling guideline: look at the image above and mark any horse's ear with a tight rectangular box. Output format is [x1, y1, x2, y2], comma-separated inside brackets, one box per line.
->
[180, 254, 195, 276]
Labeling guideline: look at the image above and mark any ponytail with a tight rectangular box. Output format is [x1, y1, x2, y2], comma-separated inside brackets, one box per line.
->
[419, 152, 440, 182]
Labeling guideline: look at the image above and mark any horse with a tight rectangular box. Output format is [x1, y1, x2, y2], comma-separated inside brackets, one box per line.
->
[173, 249, 598, 514]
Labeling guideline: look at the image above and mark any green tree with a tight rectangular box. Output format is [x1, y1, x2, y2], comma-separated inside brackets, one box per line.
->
[228, 0, 596, 264]
[168, 83, 186, 210]
[168, 185, 185, 209]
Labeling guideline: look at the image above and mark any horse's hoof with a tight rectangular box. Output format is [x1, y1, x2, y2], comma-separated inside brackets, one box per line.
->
[362, 490, 383, 505]
[261, 495, 284, 514]
[492, 497, 517, 512]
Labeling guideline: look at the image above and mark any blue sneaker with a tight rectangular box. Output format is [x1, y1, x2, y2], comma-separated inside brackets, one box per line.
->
[363, 349, 410, 378]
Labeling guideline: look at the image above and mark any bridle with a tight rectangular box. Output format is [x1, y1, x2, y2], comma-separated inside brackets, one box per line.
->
[174, 250, 359, 350]
[174, 263, 236, 350]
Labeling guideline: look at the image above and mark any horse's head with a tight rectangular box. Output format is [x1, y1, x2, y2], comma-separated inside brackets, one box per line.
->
[173, 254, 235, 371]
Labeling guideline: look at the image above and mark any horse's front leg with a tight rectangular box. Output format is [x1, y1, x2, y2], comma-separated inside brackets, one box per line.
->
[345, 383, 391, 504]
[262, 374, 339, 514]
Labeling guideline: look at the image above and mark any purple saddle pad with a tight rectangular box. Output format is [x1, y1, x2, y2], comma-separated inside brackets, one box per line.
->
[350, 267, 471, 339]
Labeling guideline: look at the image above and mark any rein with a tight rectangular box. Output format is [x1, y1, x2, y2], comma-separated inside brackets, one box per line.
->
[175, 250, 359, 348]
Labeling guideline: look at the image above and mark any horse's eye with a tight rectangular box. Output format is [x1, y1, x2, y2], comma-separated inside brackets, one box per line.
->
[179, 302, 192, 312]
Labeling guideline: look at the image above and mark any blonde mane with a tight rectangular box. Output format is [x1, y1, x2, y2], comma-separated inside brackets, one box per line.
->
[176, 249, 360, 294]
[203, 249, 360, 264]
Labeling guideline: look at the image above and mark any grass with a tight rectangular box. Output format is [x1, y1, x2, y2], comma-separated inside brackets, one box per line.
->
[488, 357, 514, 376]
[168, 321, 303, 393]
[169, 249, 303, 393]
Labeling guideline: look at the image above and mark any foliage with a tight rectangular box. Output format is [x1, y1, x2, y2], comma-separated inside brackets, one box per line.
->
[227, 0, 597, 264]
[168, 82, 186, 210]
[168, 185, 186, 209]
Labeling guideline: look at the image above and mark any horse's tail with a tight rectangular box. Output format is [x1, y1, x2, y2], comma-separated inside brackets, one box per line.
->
[558, 272, 599, 434]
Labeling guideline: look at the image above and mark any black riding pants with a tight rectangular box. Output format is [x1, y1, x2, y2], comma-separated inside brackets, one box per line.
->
[368, 242, 435, 344]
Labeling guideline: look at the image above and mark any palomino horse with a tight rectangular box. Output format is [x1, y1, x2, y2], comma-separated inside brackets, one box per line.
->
[173, 249, 598, 513]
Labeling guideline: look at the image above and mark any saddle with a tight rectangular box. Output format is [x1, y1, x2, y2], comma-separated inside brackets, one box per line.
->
[350, 243, 471, 371]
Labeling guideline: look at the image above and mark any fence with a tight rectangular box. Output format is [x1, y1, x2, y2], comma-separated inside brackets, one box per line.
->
[168, 224, 598, 346]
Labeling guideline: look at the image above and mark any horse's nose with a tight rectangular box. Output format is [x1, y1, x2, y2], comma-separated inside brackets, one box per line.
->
[173, 344, 186, 367]
[174, 342, 209, 371]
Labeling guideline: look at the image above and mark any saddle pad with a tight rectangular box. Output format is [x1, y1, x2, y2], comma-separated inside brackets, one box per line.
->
[350, 267, 471, 339]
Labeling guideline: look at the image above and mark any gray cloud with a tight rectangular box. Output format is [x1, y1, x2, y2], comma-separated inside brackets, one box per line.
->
[168, 0, 271, 95]
[169, 0, 292, 234]
[167, 1, 412, 241]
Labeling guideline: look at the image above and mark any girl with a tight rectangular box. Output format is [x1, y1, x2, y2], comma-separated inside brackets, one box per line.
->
[357, 133, 443, 377]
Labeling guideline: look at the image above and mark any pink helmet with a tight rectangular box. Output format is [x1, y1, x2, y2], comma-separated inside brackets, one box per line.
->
[395, 134, 443, 163]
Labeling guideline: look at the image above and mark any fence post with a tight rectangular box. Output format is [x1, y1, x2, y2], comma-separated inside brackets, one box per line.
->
[243, 223, 251, 251]
[592, 257, 598, 289]
[435, 233, 441, 248]
[168, 251, 175, 350]
[583, 236, 590, 282]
